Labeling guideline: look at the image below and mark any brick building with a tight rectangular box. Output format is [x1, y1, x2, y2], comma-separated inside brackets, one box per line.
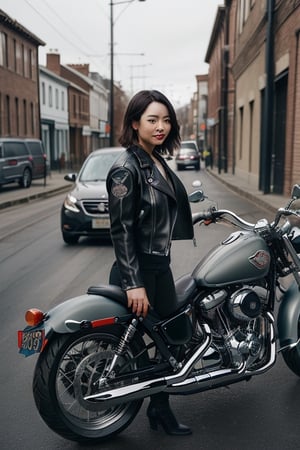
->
[206, 0, 300, 197]
[0, 9, 45, 138]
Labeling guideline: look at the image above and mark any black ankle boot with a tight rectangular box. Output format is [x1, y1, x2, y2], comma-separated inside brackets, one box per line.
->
[146, 394, 192, 436]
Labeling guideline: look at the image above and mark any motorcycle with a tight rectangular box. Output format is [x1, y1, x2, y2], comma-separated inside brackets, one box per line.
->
[18, 183, 300, 443]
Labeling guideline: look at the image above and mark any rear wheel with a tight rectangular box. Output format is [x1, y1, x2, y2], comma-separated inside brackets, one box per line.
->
[33, 327, 145, 442]
[19, 168, 32, 188]
[282, 314, 300, 376]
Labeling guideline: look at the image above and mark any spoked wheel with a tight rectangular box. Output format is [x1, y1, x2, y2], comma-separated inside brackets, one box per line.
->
[33, 327, 145, 442]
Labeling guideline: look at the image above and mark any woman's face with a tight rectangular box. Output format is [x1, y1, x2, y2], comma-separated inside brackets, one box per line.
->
[132, 101, 172, 153]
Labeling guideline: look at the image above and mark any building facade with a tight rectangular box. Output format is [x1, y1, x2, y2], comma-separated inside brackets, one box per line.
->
[0, 9, 44, 139]
[39, 66, 69, 170]
[206, 0, 300, 197]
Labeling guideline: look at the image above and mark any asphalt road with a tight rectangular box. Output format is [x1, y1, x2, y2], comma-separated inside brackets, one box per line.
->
[0, 167, 300, 450]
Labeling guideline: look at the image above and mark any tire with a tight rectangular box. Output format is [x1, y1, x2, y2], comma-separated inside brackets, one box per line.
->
[62, 232, 79, 245]
[19, 168, 32, 188]
[33, 327, 145, 442]
[282, 316, 300, 376]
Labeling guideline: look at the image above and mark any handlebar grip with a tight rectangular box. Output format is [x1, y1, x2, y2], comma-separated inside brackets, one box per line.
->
[192, 210, 216, 225]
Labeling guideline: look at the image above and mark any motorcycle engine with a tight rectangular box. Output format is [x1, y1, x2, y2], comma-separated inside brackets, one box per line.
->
[227, 288, 262, 321]
[198, 286, 267, 369]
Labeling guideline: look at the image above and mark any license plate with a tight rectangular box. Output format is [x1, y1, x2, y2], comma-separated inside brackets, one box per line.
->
[18, 328, 45, 357]
[92, 218, 110, 229]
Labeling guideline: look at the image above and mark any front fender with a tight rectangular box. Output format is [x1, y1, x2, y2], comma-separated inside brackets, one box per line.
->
[44, 293, 129, 335]
[277, 281, 300, 349]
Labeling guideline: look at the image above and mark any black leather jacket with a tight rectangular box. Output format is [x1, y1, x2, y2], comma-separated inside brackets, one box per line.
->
[106, 145, 194, 290]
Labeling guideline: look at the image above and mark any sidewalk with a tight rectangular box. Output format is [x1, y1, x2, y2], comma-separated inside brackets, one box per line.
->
[0, 171, 70, 210]
[207, 168, 290, 214]
[0, 167, 291, 213]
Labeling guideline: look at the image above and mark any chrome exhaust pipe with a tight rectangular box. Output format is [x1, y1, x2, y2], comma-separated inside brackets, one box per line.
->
[84, 321, 276, 408]
[167, 318, 277, 394]
[84, 324, 211, 407]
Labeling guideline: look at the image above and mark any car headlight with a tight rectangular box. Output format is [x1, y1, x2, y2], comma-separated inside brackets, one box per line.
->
[64, 194, 80, 213]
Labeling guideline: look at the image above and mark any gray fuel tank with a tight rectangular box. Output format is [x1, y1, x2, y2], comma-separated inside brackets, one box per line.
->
[192, 231, 270, 287]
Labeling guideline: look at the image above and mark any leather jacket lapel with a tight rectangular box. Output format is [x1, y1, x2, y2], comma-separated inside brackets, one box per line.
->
[131, 146, 176, 200]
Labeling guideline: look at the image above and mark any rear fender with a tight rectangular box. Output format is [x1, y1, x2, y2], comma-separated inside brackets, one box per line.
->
[277, 281, 300, 349]
[43, 293, 129, 336]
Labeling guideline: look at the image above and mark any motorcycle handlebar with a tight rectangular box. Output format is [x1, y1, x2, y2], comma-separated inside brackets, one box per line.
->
[192, 208, 256, 230]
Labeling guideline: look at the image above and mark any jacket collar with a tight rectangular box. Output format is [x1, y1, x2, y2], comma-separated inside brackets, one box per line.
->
[128, 145, 176, 200]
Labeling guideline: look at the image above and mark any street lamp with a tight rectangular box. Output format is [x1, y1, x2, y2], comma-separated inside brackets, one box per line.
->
[109, 0, 146, 146]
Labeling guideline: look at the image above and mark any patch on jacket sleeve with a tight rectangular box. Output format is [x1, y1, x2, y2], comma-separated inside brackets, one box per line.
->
[111, 169, 131, 198]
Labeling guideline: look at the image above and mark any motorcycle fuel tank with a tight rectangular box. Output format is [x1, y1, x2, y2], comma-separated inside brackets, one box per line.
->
[192, 231, 270, 287]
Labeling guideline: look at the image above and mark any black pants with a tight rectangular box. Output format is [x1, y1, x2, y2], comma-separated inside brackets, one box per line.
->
[109, 256, 177, 407]
[109, 255, 177, 318]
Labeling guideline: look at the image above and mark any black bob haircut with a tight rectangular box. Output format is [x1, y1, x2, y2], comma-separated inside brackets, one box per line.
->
[119, 90, 181, 155]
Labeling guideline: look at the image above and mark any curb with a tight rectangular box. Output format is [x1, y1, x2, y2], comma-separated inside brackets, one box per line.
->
[0, 184, 70, 210]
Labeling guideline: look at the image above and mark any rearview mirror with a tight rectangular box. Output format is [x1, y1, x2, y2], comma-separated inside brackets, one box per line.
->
[291, 184, 300, 199]
[188, 189, 205, 203]
[64, 173, 77, 183]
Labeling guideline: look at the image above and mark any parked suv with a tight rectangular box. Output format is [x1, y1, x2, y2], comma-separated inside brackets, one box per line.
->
[25, 139, 48, 179]
[0, 138, 46, 188]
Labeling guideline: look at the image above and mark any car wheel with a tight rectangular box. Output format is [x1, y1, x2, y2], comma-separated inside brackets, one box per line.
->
[195, 163, 200, 171]
[62, 232, 79, 245]
[19, 168, 32, 188]
[177, 165, 182, 171]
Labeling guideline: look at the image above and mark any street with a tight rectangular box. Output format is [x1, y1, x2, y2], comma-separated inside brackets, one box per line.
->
[0, 167, 300, 450]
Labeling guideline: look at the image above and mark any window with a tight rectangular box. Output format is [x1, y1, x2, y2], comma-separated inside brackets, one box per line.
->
[49, 86, 53, 107]
[41, 82, 46, 105]
[248, 100, 254, 171]
[23, 99, 27, 135]
[29, 49, 33, 78]
[24, 47, 28, 77]
[5, 95, 10, 134]
[239, 106, 244, 160]
[21, 44, 25, 75]
[237, 0, 251, 34]
[55, 88, 59, 109]
[3, 142, 28, 158]
[13, 39, 17, 71]
[15, 97, 19, 135]
[61, 91, 65, 111]
[30, 102, 35, 134]
[0, 32, 8, 67]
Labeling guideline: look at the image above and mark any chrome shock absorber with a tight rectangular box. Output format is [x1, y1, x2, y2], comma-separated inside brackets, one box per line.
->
[104, 317, 140, 378]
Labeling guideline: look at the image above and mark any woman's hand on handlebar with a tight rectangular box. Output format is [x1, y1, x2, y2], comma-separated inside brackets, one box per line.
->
[126, 287, 150, 317]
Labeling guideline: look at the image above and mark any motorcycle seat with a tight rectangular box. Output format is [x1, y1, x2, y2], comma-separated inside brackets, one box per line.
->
[87, 284, 127, 306]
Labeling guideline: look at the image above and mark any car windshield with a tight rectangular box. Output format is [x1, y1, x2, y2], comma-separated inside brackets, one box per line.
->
[182, 143, 196, 149]
[80, 152, 120, 181]
[179, 149, 197, 155]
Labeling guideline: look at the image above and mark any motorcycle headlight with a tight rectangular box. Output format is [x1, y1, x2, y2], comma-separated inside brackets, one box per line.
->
[64, 194, 80, 213]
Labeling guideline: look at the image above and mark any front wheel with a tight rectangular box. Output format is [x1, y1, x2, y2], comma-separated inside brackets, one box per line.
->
[282, 315, 300, 376]
[33, 328, 144, 442]
[62, 231, 79, 245]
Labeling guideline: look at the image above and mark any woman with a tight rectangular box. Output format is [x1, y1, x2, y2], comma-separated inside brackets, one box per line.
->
[106, 90, 194, 435]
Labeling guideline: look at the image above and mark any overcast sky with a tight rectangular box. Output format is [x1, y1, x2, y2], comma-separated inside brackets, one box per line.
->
[1, 0, 222, 107]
